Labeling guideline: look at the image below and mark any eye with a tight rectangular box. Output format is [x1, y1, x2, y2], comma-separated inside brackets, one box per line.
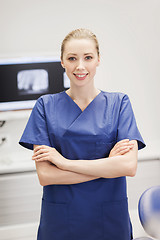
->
[85, 56, 93, 60]
[68, 57, 76, 61]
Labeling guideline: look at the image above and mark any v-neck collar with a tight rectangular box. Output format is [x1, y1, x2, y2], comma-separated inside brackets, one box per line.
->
[63, 90, 102, 113]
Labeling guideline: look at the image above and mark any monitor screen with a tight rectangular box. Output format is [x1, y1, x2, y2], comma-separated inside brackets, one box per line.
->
[0, 57, 70, 111]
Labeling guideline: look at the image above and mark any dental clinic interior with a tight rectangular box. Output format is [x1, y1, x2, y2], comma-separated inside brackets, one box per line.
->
[0, 0, 160, 239]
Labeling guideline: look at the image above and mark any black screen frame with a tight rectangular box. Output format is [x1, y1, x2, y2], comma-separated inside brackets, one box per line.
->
[0, 57, 69, 111]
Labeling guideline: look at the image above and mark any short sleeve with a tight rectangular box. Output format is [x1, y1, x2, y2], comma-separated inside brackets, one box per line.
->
[117, 94, 146, 150]
[19, 97, 51, 150]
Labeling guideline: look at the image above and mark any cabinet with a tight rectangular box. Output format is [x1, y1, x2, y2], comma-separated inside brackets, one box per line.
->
[0, 171, 42, 240]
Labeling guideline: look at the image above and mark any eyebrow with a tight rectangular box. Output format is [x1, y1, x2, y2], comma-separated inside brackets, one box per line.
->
[67, 53, 94, 56]
[84, 53, 94, 55]
[67, 53, 77, 56]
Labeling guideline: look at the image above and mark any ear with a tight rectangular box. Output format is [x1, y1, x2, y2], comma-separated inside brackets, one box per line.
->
[61, 58, 65, 69]
[97, 55, 100, 67]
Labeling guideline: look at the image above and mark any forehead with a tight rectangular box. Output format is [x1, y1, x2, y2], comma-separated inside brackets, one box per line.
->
[64, 38, 97, 55]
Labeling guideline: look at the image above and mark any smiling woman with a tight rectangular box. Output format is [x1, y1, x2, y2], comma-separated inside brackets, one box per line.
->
[61, 38, 100, 94]
[19, 28, 146, 240]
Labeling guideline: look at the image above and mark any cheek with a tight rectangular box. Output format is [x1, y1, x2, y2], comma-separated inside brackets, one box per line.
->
[90, 64, 98, 73]
[64, 63, 75, 73]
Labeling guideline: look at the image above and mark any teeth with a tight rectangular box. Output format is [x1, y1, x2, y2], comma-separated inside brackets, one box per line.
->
[76, 74, 87, 77]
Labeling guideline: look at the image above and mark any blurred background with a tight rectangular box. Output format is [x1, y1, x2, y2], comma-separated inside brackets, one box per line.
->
[0, 0, 160, 239]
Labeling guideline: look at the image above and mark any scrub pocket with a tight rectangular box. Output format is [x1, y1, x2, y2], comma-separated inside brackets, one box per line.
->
[37, 199, 69, 240]
[102, 198, 132, 240]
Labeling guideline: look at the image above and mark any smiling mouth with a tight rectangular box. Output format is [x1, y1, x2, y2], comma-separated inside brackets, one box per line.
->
[73, 73, 88, 80]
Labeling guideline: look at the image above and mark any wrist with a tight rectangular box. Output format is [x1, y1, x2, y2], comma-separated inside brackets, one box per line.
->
[60, 158, 72, 171]
[65, 159, 73, 171]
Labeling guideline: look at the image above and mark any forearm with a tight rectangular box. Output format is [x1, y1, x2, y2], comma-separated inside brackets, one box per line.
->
[63, 141, 138, 178]
[33, 140, 137, 182]
[35, 161, 99, 186]
[64, 156, 133, 178]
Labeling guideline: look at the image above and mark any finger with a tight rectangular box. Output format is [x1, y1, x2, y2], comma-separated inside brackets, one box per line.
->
[113, 145, 132, 155]
[32, 153, 48, 161]
[34, 145, 44, 153]
[113, 139, 129, 149]
[120, 143, 134, 148]
[33, 145, 49, 154]
[119, 147, 132, 155]
[116, 140, 131, 148]
[114, 142, 134, 151]
[35, 157, 48, 162]
[33, 148, 48, 157]
[35, 158, 47, 162]
[32, 151, 48, 159]
[34, 145, 49, 153]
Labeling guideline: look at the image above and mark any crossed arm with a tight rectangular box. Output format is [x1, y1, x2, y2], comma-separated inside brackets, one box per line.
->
[33, 139, 138, 186]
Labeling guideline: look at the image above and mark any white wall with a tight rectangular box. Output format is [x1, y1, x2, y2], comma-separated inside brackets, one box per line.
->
[1, 0, 160, 145]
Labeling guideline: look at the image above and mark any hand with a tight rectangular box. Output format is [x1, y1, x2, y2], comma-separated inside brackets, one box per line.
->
[109, 139, 134, 158]
[32, 145, 67, 169]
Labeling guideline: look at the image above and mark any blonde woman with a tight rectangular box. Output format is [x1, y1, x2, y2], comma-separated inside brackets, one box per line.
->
[20, 28, 145, 240]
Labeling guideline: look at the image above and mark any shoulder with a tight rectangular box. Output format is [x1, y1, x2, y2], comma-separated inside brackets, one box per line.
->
[32, 91, 65, 114]
[101, 91, 129, 104]
[36, 91, 64, 106]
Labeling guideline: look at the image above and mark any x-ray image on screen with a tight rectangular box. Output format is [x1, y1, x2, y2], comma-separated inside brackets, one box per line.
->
[17, 69, 49, 95]
[0, 57, 67, 111]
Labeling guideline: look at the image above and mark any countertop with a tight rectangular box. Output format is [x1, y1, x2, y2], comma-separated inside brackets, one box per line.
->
[0, 140, 160, 174]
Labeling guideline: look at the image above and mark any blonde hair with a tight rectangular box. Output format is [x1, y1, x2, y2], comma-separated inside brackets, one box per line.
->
[61, 28, 100, 59]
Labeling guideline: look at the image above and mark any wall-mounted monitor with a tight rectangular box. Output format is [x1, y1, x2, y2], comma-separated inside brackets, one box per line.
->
[0, 57, 70, 111]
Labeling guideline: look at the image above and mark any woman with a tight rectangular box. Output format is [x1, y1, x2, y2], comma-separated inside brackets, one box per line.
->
[19, 28, 145, 240]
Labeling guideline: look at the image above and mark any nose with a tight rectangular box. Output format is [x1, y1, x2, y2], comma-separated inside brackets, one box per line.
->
[76, 59, 85, 70]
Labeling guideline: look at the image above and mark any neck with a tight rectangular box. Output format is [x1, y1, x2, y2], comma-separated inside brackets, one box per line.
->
[66, 84, 100, 102]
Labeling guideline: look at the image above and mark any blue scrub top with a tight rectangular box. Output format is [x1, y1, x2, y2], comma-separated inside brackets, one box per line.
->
[19, 91, 145, 240]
